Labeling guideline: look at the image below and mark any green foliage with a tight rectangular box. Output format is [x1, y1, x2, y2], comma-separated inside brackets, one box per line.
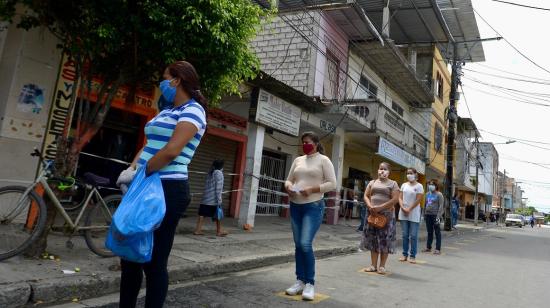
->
[0, 0, 272, 103]
[515, 206, 537, 216]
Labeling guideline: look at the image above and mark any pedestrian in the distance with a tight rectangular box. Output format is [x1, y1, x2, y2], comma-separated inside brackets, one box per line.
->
[284, 132, 336, 301]
[344, 186, 355, 221]
[398, 168, 424, 264]
[451, 195, 460, 229]
[193, 159, 228, 237]
[531, 214, 535, 228]
[360, 162, 399, 275]
[357, 193, 367, 232]
[422, 180, 444, 255]
[119, 61, 207, 308]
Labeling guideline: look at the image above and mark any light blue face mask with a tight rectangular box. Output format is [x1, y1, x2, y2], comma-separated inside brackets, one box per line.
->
[159, 79, 176, 103]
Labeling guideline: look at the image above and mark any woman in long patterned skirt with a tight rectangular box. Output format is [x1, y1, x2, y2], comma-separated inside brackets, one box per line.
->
[360, 162, 399, 275]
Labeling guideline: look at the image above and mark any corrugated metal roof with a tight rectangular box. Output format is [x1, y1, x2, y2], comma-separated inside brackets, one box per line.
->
[273, 0, 485, 62]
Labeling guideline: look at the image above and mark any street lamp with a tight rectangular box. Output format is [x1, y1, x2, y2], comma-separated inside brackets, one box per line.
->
[494, 140, 516, 145]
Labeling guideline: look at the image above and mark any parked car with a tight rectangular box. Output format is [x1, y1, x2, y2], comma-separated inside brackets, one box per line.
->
[505, 214, 524, 227]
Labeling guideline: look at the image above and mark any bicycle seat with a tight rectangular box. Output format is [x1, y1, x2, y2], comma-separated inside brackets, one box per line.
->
[84, 172, 111, 187]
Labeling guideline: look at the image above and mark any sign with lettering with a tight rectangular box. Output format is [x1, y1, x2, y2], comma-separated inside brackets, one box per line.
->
[255, 89, 301, 136]
[320, 119, 336, 133]
[377, 137, 426, 174]
[40, 54, 76, 161]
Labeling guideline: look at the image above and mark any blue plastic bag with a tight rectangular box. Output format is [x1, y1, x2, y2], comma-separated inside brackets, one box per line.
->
[105, 223, 153, 263]
[213, 205, 224, 221]
[112, 167, 166, 236]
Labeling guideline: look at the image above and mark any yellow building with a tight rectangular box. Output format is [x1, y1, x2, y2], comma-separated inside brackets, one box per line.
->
[425, 46, 451, 186]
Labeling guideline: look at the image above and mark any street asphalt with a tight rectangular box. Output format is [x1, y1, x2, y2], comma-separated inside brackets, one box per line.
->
[62, 224, 550, 308]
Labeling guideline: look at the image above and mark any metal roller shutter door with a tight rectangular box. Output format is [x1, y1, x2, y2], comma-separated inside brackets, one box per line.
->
[187, 134, 237, 215]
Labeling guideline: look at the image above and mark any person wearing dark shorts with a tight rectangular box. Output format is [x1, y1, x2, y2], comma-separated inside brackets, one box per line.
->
[193, 160, 228, 237]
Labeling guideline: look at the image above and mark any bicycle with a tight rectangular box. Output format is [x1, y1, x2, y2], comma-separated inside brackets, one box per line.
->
[0, 149, 122, 261]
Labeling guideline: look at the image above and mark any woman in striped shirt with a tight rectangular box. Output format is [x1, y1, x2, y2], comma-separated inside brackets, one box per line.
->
[119, 61, 207, 308]
[193, 159, 228, 237]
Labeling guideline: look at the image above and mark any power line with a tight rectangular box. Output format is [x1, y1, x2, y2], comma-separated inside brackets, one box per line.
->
[501, 157, 550, 170]
[459, 83, 474, 120]
[479, 129, 550, 146]
[492, 0, 550, 11]
[473, 7, 550, 75]
[463, 68, 550, 85]
[463, 76, 550, 98]
[462, 84, 550, 107]
[474, 63, 550, 82]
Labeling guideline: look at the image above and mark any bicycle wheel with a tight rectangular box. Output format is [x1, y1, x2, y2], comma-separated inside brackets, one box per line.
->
[0, 186, 47, 261]
[84, 194, 121, 257]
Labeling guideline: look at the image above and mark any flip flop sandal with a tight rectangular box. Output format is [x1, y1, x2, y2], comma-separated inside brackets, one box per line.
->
[216, 231, 228, 237]
[193, 231, 204, 235]
[421, 248, 431, 253]
[409, 258, 417, 264]
[433, 250, 441, 255]
[378, 267, 387, 275]
[399, 256, 408, 262]
[364, 266, 377, 272]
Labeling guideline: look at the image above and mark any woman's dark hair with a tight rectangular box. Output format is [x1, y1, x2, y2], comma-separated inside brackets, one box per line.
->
[429, 180, 439, 191]
[406, 167, 418, 174]
[301, 131, 325, 155]
[167, 61, 208, 112]
[210, 159, 224, 175]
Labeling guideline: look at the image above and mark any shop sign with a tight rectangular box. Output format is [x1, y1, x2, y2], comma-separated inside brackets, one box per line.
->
[320, 119, 336, 134]
[377, 137, 426, 174]
[40, 54, 76, 161]
[255, 88, 301, 136]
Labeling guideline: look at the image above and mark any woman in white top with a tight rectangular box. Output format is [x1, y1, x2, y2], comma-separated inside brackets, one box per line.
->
[284, 132, 336, 301]
[398, 168, 424, 264]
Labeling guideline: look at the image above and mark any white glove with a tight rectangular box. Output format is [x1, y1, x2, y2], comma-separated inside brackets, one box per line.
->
[116, 166, 136, 186]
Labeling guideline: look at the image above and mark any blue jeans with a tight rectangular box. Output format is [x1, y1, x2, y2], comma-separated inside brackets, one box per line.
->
[425, 214, 442, 251]
[451, 210, 458, 227]
[357, 206, 366, 231]
[290, 200, 325, 285]
[400, 220, 419, 258]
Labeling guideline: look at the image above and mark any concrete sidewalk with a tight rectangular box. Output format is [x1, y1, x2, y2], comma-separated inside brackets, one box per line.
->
[0, 216, 483, 307]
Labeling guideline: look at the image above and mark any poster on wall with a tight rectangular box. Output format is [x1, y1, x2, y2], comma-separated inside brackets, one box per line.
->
[17, 83, 45, 114]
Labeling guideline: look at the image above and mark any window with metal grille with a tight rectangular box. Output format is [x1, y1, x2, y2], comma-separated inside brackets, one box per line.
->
[323, 50, 340, 100]
[384, 112, 405, 133]
[391, 101, 404, 117]
[434, 72, 444, 100]
[413, 134, 427, 156]
[359, 74, 378, 97]
[434, 123, 443, 153]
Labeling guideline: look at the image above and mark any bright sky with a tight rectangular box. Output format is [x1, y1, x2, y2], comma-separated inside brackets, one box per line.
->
[460, 0, 550, 212]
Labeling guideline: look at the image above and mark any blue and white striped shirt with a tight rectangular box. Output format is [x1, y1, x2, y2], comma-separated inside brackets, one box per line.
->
[137, 99, 206, 180]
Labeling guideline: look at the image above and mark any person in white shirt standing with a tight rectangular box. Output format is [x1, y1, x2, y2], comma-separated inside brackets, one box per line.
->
[398, 168, 424, 264]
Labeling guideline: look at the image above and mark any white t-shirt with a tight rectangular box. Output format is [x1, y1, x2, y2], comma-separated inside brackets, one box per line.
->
[399, 182, 424, 223]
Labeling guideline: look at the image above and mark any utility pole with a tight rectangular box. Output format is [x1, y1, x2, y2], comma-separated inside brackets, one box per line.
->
[443, 44, 459, 232]
[500, 169, 506, 223]
[443, 37, 501, 231]
[473, 135, 480, 226]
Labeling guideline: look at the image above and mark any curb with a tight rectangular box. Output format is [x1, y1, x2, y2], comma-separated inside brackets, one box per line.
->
[21, 244, 358, 306]
[6, 224, 482, 307]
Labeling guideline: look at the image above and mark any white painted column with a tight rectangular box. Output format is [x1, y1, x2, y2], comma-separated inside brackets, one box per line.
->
[331, 132, 345, 192]
[238, 123, 265, 228]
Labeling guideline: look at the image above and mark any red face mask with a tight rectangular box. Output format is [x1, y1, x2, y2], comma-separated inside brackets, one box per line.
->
[303, 143, 315, 155]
